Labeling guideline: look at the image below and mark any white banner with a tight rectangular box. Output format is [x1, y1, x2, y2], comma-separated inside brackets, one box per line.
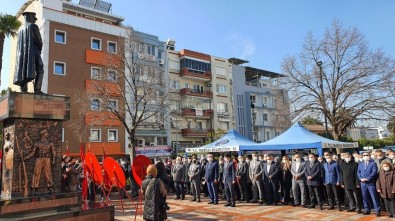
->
[195, 108, 203, 116]
[186, 146, 239, 153]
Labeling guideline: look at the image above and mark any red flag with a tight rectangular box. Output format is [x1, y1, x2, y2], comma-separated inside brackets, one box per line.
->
[80, 143, 88, 200]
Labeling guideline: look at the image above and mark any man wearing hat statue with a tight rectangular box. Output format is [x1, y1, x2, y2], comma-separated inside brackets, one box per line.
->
[14, 12, 44, 94]
[23, 129, 56, 195]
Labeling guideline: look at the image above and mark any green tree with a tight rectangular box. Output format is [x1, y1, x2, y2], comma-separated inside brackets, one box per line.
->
[0, 14, 21, 84]
[301, 116, 323, 125]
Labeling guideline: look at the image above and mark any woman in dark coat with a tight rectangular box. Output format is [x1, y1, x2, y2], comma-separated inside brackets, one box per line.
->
[376, 161, 395, 218]
[156, 161, 171, 189]
[280, 155, 293, 205]
[142, 165, 167, 221]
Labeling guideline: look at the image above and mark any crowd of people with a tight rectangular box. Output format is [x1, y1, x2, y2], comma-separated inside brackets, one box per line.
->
[142, 149, 395, 220]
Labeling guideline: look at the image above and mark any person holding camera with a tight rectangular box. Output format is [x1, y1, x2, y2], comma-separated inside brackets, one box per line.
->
[142, 164, 168, 221]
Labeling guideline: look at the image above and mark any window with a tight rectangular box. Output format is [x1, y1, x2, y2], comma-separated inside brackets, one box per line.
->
[158, 51, 163, 59]
[147, 45, 155, 55]
[91, 67, 101, 79]
[107, 41, 117, 53]
[90, 129, 101, 142]
[217, 103, 228, 112]
[184, 82, 189, 89]
[91, 99, 100, 110]
[169, 59, 180, 70]
[108, 70, 117, 82]
[91, 38, 101, 50]
[54, 30, 66, 44]
[250, 95, 256, 104]
[263, 113, 268, 121]
[108, 129, 118, 142]
[170, 80, 179, 89]
[54, 62, 66, 75]
[216, 84, 227, 94]
[107, 99, 118, 111]
[215, 66, 226, 76]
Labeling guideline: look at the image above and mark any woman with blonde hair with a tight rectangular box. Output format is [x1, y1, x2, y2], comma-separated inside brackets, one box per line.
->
[376, 161, 395, 218]
[280, 155, 293, 205]
[142, 164, 168, 221]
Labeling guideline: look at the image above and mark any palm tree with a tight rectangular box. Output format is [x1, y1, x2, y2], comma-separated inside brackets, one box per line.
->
[0, 14, 21, 86]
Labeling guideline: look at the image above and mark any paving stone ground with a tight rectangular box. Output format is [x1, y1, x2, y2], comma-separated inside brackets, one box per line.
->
[111, 193, 394, 221]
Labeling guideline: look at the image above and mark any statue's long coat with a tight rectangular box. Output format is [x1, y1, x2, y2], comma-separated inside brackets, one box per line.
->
[13, 21, 42, 86]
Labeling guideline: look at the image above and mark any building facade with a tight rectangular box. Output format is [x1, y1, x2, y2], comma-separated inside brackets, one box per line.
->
[230, 60, 291, 142]
[9, 0, 128, 156]
[347, 127, 389, 140]
[167, 47, 234, 153]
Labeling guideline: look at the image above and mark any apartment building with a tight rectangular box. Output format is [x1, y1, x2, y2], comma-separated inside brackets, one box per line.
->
[9, 0, 128, 156]
[167, 46, 234, 153]
[230, 58, 290, 142]
[347, 127, 390, 140]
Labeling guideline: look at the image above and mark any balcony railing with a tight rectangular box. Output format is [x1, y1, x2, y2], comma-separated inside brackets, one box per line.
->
[181, 128, 213, 137]
[217, 112, 230, 119]
[181, 108, 213, 118]
[180, 88, 213, 98]
[180, 68, 211, 81]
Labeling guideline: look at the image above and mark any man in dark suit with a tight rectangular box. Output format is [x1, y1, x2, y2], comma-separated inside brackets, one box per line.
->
[237, 155, 250, 202]
[188, 156, 201, 202]
[204, 154, 219, 205]
[340, 152, 362, 214]
[223, 154, 236, 207]
[249, 153, 264, 204]
[291, 153, 307, 207]
[323, 152, 341, 210]
[171, 157, 185, 200]
[305, 153, 323, 210]
[357, 152, 381, 216]
[262, 154, 280, 205]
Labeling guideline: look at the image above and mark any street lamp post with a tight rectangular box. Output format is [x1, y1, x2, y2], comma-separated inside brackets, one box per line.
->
[207, 84, 214, 141]
[317, 61, 329, 138]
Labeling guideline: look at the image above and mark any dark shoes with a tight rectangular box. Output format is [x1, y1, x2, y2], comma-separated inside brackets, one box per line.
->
[231, 204, 236, 207]
[356, 209, 362, 214]
[213, 202, 218, 205]
[190, 198, 196, 202]
[308, 205, 315, 209]
[362, 211, 371, 215]
[347, 208, 356, 212]
[328, 205, 335, 210]
[224, 203, 231, 207]
[208, 201, 214, 204]
[376, 213, 381, 217]
[197, 199, 201, 202]
[319, 205, 323, 210]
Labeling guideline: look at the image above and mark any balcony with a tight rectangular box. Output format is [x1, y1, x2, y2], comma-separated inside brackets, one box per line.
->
[182, 128, 213, 137]
[180, 68, 211, 81]
[180, 88, 212, 98]
[181, 108, 213, 119]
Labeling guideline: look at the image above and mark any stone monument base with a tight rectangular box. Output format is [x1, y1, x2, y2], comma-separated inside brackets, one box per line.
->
[0, 192, 114, 221]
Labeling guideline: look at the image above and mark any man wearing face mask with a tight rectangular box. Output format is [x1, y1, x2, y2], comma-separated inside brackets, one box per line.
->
[172, 157, 185, 200]
[183, 157, 192, 195]
[374, 150, 388, 172]
[249, 153, 264, 204]
[340, 152, 362, 213]
[291, 153, 307, 207]
[323, 152, 341, 210]
[188, 156, 201, 202]
[262, 155, 280, 205]
[305, 153, 324, 210]
[204, 154, 219, 205]
[387, 151, 395, 164]
[357, 152, 381, 216]
[223, 154, 236, 207]
[237, 156, 250, 202]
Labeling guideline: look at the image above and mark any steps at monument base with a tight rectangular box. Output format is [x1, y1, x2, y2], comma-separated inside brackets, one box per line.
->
[0, 205, 114, 221]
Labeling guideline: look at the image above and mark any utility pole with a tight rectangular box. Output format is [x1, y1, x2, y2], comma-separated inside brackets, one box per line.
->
[317, 61, 329, 138]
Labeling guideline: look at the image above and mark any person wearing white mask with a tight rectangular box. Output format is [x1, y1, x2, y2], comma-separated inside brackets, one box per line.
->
[236, 156, 250, 202]
[262, 155, 280, 205]
[376, 161, 395, 218]
[305, 153, 323, 210]
[171, 157, 185, 200]
[291, 153, 307, 207]
[222, 154, 236, 207]
[339, 152, 362, 214]
[249, 153, 264, 204]
[204, 154, 219, 205]
[323, 152, 341, 211]
[357, 152, 381, 216]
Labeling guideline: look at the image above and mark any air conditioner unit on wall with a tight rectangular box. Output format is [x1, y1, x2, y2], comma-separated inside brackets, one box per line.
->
[159, 59, 164, 65]
[150, 142, 156, 146]
[204, 137, 211, 143]
[137, 139, 145, 147]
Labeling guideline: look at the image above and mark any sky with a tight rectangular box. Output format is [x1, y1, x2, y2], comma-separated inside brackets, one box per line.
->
[1, 1, 395, 93]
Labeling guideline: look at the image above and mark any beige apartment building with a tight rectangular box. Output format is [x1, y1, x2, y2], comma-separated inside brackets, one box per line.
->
[167, 47, 234, 153]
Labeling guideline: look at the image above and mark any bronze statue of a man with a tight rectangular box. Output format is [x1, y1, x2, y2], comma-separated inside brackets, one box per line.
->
[24, 129, 56, 195]
[13, 12, 44, 94]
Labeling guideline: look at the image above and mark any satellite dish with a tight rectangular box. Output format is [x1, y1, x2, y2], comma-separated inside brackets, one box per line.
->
[132, 155, 151, 186]
[85, 152, 103, 185]
[103, 157, 126, 188]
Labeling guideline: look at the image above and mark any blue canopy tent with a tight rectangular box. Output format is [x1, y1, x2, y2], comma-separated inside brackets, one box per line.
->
[239, 122, 358, 156]
[185, 129, 257, 153]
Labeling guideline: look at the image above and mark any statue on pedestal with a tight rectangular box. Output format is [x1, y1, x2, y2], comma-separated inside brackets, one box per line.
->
[13, 12, 44, 94]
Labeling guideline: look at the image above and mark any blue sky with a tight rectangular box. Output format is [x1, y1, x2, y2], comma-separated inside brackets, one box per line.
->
[1, 0, 395, 91]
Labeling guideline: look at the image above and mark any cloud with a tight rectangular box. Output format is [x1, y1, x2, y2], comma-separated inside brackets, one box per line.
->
[224, 32, 256, 59]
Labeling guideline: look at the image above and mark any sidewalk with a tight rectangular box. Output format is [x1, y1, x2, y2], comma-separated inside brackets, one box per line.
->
[112, 193, 393, 221]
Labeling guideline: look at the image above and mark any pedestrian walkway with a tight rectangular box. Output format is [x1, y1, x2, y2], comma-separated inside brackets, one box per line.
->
[113, 194, 393, 221]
